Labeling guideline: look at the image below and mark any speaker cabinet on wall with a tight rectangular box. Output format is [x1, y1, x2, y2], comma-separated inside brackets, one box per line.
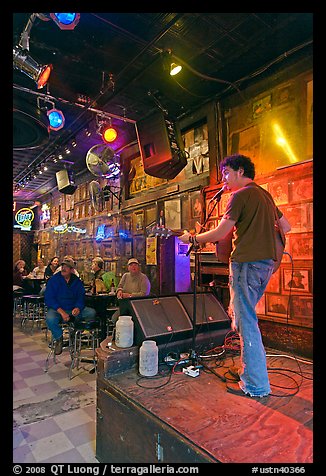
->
[177, 293, 231, 332]
[136, 110, 187, 179]
[120, 296, 193, 345]
[56, 169, 77, 195]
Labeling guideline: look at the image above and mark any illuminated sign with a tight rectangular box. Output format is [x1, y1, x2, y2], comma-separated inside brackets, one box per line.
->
[54, 224, 86, 234]
[95, 224, 105, 242]
[40, 203, 51, 222]
[14, 207, 35, 231]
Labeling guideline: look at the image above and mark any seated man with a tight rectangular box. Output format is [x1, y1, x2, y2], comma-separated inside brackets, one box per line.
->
[112, 258, 151, 324]
[45, 257, 96, 355]
[90, 257, 106, 293]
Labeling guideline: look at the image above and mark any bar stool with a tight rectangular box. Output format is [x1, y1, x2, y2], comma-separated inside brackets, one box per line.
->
[21, 295, 46, 334]
[13, 287, 25, 321]
[69, 318, 101, 380]
[44, 323, 74, 372]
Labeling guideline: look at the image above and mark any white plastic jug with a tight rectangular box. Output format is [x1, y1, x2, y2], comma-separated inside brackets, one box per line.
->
[139, 340, 158, 377]
[115, 315, 134, 348]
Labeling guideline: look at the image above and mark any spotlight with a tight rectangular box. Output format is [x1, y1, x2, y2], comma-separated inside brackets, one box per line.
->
[170, 62, 182, 76]
[101, 125, 118, 143]
[13, 45, 52, 89]
[49, 13, 80, 30]
[47, 108, 65, 131]
[71, 139, 77, 147]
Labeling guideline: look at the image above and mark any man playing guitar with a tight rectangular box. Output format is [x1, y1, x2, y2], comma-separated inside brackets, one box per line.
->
[180, 154, 291, 398]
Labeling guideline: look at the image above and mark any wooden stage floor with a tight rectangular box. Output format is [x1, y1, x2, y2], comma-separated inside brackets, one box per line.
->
[101, 350, 313, 464]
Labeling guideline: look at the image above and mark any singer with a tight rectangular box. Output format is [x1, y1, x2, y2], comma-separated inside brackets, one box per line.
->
[179, 154, 291, 398]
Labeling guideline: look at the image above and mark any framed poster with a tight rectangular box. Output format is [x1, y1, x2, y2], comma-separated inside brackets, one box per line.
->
[290, 176, 312, 202]
[290, 295, 313, 319]
[266, 293, 290, 318]
[134, 236, 145, 258]
[133, 211, 144, 233]
[282, 268, 312, 294]
[125, 240, 132, 258]
[219, 192, 231, 217]
[280, 204, 312, 233]
[268, 179, 289, 206]
[164, 199, 181, 230]
[200, 219, 218, 253]
[289, 233, 313, 260]
[190, 191, 204, 219]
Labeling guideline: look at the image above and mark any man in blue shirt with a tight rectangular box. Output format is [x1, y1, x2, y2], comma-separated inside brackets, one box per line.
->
[45, 257, 96, 355]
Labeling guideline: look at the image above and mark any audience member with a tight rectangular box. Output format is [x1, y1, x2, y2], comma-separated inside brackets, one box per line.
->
[45, 257, 96, 355]
[112, 258, 151, 324]
[44, 256, 60, 281]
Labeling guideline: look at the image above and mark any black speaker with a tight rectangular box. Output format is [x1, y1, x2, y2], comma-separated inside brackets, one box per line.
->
[119, 296, 193, 345]
[177, 293, 231, 332]
[56, 169, 77, 194]
[136, 110, 187, 179]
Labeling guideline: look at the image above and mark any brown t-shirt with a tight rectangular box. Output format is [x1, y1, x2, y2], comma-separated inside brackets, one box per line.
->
[223, 182, 283, 263]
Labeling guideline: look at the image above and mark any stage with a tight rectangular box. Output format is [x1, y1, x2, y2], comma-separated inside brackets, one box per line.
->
[95, 339, 313, 464]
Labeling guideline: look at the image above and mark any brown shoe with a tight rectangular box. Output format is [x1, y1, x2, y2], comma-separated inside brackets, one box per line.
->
[54, 336, 63, 355]
[228, 366, 240, 381]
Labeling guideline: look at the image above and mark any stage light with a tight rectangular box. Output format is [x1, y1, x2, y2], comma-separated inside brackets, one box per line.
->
[47, 108, 65, 131]
[102, 126, 118, 143]
[13, 45, 52, 89]
[50, 13, 80, 30]
[170, 62, 182, 76]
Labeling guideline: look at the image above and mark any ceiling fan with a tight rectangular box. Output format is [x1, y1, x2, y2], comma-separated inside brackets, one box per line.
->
[85, 143, 119, 178]
[89, 180, 105, 212]
[86, 143, 122, 211]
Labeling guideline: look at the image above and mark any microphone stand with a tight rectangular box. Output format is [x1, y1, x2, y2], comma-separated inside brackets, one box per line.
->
[186, 188, 224, 367]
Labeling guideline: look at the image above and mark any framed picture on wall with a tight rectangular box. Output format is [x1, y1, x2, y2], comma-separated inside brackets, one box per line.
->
[290, 176, 312, 202]
[266, 293, 290, 317]
[218, 191, 231, 216]
[134, 236, 145, 258]
[125, 240, 132, 258]
[205, 195, 219, 220]
[290, 295, 313, 319]
[289, 233, 313, 260]
[268, 179, 289, 205]
[190, 191, 204, 219]
[133, 211, 144, 233]
[279, 204, 311, 233]
[164, 199, 181, 230]
[282, 268, 312, 294]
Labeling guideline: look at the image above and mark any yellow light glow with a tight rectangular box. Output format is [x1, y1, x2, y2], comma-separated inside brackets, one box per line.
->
[272, 123, 298, 163]
[170, 63, 182, 76]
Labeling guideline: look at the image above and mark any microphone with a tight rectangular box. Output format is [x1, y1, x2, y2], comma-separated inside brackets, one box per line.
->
[209, 185, 227, 203]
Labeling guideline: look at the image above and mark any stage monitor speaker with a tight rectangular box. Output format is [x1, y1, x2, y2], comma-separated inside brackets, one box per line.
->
[136, 110, 187, 179]
[177, 293, 231, 332]
[56, 169, 77, 195]
[120, 296, 193, 345]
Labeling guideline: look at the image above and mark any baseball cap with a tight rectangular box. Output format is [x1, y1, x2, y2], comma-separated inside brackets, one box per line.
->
[93, 257, 104, 266]
[127, 258, 140, 266]
[61, 257, 75, 268]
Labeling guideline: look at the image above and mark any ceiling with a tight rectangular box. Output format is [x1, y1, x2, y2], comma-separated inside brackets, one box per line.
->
[13, 12, 313, 203]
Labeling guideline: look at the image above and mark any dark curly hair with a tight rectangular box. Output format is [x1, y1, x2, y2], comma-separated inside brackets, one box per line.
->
[219, 154, 255, 179]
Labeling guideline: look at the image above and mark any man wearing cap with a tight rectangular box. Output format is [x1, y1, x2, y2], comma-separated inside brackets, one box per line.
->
[90, 257, 106, 294]
[111, 258, 151, 324]
[45, 257, 96, 355]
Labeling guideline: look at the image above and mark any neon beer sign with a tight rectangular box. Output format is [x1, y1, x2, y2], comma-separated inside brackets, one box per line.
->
[14, 207, 35, 231]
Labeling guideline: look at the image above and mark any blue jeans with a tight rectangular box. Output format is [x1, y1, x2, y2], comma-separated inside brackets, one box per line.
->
[46, 306, 97, 340]
[229, 259, 274, 397]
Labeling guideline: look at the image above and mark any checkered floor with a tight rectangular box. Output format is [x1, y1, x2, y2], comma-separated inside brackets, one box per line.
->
[13, 319, 98, 463]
